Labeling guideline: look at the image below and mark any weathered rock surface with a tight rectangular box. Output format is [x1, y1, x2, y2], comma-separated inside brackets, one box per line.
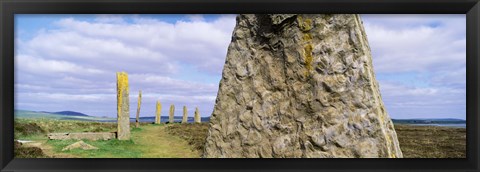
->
[48, 132, 116, 140]
[203, 14, 403, 158]
[62, 141, 98, 151]
[117, 72, 130, 140]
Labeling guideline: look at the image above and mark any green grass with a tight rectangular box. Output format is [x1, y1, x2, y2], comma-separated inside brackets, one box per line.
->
[38, 123, 149, 158]
[46, 139, 142, 158]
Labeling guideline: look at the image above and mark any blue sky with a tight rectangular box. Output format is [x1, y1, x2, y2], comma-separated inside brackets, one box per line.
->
[14, 14, 466, 120]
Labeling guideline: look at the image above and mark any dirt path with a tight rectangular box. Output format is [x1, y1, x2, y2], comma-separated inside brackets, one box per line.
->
[132, 124, 200, 158]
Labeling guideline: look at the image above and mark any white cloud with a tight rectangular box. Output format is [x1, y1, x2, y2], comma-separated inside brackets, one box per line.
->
[17, 92, 112, 102]
[15, 54, 104, 75]
[378, 80, 465, 119]
[363, 14, 465, 73]
[362, 14, 466, 119]
[14, 14, 465, 120]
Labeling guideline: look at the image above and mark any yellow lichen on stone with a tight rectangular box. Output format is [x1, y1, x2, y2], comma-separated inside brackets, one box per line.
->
[298, 15, 315, 76]
[116, 72, 130, 140]
[116, 72, 129, 114]
[298, 15, 313, 32]
[155, 101, 162, 124]
[303, 44, 313, 72]
[303, 33, 312, 42]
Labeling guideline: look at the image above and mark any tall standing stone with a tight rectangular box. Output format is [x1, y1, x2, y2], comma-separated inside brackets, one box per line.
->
[135, 90, 142, 128]
[155, 101, 162, 124]
[169, 104, 175, 123]
[203, 14, 403, 158]
[194, 107, 201, 123]
[182, 106, 188, 123]
[116, 72, 130, 140]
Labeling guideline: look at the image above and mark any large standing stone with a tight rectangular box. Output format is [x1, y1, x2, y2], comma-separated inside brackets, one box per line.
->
[182, 106, 188, 123]
[136, 90, 142, 128]
[194, 107, 201, 123]
[203, 14, 403, 158]
[116, 72, 130, 140]
[169, 104, 175, 123]
[155, 101, 162, 124]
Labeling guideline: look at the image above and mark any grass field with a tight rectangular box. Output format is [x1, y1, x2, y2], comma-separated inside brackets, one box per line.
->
[14, 118, 466, 158]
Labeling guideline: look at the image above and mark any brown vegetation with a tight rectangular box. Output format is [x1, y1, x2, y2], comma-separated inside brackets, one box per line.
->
[14, 121, 46, 138]
[165, 123, 209, 155]
[394, 124, 466, 158]
[14, 141, 49, 158]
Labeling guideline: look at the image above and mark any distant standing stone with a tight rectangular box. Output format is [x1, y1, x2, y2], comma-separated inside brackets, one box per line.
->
[155, 101, 162, 124]
[194, 107, 201, 123]
[136, 90, 142, 128]
[182, 106, 188, 123]
[116, 72, 130, 140]
[169, 104, 175, 123]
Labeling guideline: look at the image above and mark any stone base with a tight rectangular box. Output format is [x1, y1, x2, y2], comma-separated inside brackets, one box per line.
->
[48, 132, 116, 140]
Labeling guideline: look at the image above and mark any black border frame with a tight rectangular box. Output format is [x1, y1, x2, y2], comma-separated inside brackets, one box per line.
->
[1, 0, 479, 171]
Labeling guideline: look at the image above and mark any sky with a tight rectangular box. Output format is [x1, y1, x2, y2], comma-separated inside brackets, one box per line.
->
[14, 14, 466, 120]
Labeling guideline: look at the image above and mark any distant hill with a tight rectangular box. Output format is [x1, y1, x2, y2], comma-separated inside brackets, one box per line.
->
[15, 110, 115, 122]
[392, 118, 466, 124]
[52, 111, 89, 116]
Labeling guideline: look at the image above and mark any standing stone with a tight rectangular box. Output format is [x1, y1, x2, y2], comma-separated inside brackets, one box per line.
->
[194, 107, 201, 123]
[203, 14, 403, 158]
[169, 104, 175, 123]
[182, 106, 188, 123]
[155, 101, 162, 124]
[116, 72, 130, 140]
[135, 90, 142, 128]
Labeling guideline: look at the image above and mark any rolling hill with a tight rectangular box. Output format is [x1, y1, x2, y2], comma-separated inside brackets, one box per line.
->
[52, 111, 88, 116]
[14, 110, 115, 122]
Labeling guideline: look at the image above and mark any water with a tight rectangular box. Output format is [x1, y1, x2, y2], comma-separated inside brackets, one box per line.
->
[405, 123, 466, 128]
